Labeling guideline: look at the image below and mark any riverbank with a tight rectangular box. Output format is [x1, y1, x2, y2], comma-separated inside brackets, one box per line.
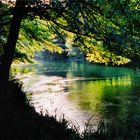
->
[1, 80, 140, 140]
[0, 80, 81, 140]
[0, 80, 107, 140]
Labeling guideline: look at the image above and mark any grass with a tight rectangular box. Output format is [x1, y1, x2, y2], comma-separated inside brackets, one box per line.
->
[1, 80, 140, 140]
[0, 80, 80, 140]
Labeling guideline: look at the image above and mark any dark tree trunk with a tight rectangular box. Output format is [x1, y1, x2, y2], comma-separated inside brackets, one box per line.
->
[0, 0, 26, 85]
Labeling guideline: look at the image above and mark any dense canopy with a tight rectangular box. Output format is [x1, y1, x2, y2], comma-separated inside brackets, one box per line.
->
[0, 0, 140, 83]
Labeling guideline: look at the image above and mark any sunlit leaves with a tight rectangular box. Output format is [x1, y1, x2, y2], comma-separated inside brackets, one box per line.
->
[42, 40, 63, 54]
[14, 18, 63, 63]
[1, 0, 140, 65]
[72, 35, 131, 65]
[86, 52, 131, 66]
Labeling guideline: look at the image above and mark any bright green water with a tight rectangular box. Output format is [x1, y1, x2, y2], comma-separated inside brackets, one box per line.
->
[12, 61, 140, 131]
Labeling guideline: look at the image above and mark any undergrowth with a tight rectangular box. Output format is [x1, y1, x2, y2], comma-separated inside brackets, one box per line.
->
[0, 80, 140, 140]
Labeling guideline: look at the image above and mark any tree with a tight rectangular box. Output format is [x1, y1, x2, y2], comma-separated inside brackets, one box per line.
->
[0, 0, 140, 84]
[0, 0, 27, 84]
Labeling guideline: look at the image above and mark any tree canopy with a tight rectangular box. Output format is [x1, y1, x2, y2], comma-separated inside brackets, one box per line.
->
[0, 0, 140, 83]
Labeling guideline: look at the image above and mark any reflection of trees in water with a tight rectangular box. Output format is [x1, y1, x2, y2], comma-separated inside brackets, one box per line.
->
[12, 62, 140, 138]
[125, 80, 140, 136]
[68, 73, 140, 138]
[98, 77, 140, 139]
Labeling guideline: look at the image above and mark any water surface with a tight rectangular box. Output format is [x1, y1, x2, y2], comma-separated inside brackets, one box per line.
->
[13, 61, 140, 132]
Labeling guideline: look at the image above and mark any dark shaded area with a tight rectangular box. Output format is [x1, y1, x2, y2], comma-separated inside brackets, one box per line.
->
[1, 80, 140, 139]
[0, 81, 80, 140]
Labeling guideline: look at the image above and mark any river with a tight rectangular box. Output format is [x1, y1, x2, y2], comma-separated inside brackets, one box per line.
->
[12, 61, 140, 133]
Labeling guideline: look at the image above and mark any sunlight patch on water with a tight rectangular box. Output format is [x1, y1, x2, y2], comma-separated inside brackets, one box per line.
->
[13, 62, 140, 134]
[15, 73, 100, 132]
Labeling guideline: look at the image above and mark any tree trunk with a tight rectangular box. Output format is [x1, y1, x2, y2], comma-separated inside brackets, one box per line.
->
[0, 0, 25, 86]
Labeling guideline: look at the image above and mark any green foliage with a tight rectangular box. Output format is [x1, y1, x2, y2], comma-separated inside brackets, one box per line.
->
[72, 35, 131, 65]
[14, 19, 63, 63]
[43, 0, 139, 65]
[86, 51, 131, 66]
[0, 2, 12, 55]
[0, 0, 140, 65]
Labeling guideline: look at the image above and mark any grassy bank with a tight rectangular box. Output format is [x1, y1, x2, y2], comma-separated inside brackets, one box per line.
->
[0, 80, 81, 140]
[1, 80, 140, 140]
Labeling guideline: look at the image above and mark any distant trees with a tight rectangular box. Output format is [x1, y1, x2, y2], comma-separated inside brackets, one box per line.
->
[0, 0, 140, 84]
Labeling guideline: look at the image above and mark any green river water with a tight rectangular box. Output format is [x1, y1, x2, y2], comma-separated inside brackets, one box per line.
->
[13, 61, 140, 132]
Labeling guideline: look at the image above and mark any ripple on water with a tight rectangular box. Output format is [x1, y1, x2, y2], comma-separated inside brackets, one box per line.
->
[16, 74, 100, 132]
